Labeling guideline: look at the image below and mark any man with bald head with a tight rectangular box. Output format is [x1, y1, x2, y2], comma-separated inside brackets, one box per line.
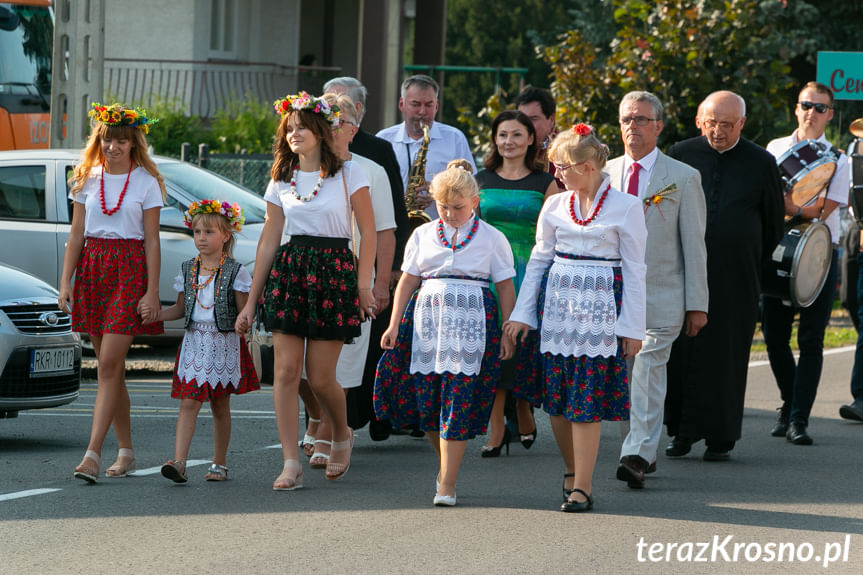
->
[664, 91, 784, 461]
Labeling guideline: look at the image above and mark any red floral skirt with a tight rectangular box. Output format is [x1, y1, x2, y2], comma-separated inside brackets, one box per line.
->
[171, 335, 260, 402]
[72, 237, 164, 336]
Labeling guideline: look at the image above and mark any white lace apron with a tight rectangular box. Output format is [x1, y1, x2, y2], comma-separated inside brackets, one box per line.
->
[410, 278, 488, 376]
[177, 321, 243, 388]
[540, 255, 619, 358]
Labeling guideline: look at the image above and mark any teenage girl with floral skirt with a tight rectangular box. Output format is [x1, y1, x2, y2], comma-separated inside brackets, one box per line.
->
[235, 92, 376, 490]
[60, 102, 166, 482]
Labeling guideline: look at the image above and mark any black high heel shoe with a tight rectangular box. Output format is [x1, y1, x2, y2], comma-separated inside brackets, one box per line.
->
[481, 427, 511, 458]
[520, 426, 538, 449]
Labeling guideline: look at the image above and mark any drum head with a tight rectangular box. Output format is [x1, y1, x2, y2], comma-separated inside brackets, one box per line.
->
[790, 162, 836, 207]
[790, 221, 832, 307]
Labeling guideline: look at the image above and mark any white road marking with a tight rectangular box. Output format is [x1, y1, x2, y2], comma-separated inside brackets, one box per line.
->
[748, 344, 854, 368]
[131, 459, 211, 476]
[0, 488, 62, 502]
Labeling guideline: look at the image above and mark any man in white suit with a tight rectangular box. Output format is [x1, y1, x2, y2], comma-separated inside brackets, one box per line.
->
[607, 91, 709, 488]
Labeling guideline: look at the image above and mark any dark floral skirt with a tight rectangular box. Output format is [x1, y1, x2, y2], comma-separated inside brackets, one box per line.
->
[73, 237, 164, 336]
[261, 236, 361, 342]
[373, 281, 501, 441]
[514, 260, 629, 423]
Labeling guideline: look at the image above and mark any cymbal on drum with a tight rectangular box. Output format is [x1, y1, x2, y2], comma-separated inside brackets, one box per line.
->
[851, 118, 863, 138]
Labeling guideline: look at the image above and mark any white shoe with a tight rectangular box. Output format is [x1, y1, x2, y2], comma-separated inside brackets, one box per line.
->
[433, 493, 457, 506]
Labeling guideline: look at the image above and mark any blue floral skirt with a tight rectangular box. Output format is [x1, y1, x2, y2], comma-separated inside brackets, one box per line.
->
[373, 280, 501, 440]
[514, 261, 630, 423]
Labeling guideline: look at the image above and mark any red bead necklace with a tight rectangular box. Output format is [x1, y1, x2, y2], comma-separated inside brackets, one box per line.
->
[569, 183, 610, 226]
[191, 252, 227, 310]
[438, 215, 479, 251]
[100, 161, 134, 216]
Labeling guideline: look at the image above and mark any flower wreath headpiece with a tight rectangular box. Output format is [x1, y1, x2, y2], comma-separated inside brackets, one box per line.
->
[184, 199, 245, 232]
[273, 91, 340, 128]
[572, 123, 593, 136]
[89, 102, 158, 134]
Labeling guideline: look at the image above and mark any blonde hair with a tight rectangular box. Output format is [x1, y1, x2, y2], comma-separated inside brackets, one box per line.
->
[322, 92, 357, 124]
[548, 126, 610, 170]
[69, 122, 167, 198]
[429, 159, 477, 203]
[190, 212, 236, 258]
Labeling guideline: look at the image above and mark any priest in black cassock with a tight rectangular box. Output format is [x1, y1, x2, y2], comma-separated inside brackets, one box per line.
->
[663, 91, 785, 461]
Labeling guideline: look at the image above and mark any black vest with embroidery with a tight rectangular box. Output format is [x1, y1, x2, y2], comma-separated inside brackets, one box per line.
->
[182, 256, 241, 332]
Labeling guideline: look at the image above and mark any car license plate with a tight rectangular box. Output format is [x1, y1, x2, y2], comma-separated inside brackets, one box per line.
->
[30, 347, 76, 377]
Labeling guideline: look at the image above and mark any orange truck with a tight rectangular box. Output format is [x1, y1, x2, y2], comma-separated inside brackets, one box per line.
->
[0, 0, 53, 150]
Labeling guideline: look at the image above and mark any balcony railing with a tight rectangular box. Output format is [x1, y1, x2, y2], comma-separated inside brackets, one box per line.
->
[103, 58, 341, 117]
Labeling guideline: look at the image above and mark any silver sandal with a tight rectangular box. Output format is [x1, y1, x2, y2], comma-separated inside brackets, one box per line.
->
[205, 463, 228, 481]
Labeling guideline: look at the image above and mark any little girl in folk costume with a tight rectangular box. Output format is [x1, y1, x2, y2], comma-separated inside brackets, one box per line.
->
[147, 200, 259, 482]
[61, 102, 166, 483]
[374, 159, 516, 507]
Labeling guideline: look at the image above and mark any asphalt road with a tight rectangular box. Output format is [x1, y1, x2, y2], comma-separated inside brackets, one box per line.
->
[1, 347, 862, 574]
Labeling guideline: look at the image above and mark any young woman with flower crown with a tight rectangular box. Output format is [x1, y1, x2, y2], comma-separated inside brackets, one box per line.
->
[235, 92, 376, 490]
[142, 201, 259, 483]
[60, 102, 166, 482]
[374, 159, 516, 507]
[505, 124, 647, 513]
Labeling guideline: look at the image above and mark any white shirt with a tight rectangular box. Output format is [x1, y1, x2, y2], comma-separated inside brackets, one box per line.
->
[173, 264, 252, 323]
[73, 166, 163, 239]
[263, 161, 369, 240]
[509, 177, 647, 340]
[375, 121, 476, 219]
[350, 153, 396, 233]
[766, 132, 849, 243]
[401, 215, 515, 284]
[619, 147, 659, 200]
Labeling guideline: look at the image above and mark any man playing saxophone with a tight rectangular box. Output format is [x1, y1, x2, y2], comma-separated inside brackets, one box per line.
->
[377, 74, 476, 220]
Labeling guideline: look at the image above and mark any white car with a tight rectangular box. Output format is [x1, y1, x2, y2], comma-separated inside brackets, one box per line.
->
[0, 262, 81, 418]
[0, 150, 267, 341]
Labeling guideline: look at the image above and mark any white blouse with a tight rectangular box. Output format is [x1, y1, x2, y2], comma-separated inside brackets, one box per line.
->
[263, 161, 369, 240]
[173, 265, 253, 324]
[509, 177, 647, 340]
[73, 166, 163, 239]
[401, 215, 515, 284]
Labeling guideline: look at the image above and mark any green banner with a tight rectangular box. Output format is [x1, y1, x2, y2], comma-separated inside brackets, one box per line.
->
[817, 51, 863, 101]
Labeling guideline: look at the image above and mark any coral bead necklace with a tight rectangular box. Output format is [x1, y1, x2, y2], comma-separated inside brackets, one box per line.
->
[438, 215, 479, 251]
[569, 183, 610, 226]
[192, 252, 227, 310]
[100, 161, 134, 216]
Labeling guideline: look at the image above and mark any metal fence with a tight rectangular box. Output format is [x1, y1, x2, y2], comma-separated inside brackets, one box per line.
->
[182, 144, 272, 195]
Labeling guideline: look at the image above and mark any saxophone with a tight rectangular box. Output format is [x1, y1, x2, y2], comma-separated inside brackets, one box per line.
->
[405, 123, 432, 229]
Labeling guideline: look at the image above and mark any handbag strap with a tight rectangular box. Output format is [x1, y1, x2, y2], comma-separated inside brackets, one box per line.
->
[342, 168, 357, 257]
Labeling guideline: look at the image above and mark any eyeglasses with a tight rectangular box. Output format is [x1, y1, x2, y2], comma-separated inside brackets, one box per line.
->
[553, 161, 587, 173]
[798, 101, 832, 114]
[339, 119, 356, 127]
[701, 118, 739, 131]
[619, 116, 657, 126]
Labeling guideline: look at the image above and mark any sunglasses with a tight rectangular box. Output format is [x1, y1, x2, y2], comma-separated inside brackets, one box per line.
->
[798, 101, 831, 114]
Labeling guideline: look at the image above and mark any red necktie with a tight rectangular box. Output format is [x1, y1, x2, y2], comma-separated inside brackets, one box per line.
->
[627, 162, 641, 197]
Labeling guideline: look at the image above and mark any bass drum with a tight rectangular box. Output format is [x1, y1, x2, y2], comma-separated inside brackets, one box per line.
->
[763, 221, 832, 308]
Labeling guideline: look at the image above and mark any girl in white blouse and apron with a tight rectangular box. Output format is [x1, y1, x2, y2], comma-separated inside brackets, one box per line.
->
[374, 159, 516, 506]
[506, 125, 647, 513]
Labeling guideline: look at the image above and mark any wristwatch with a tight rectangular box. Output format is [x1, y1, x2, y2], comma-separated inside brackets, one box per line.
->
[795, 206, 802, 217]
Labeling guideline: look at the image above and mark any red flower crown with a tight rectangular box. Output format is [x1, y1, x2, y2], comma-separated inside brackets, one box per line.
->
[572, 123, 593, 136]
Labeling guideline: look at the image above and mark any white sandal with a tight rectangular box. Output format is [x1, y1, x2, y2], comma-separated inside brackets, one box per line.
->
[73, 450, 101, 483]
[309, 439, 331, 469]
[273, 459, 303, 491]
[299, 417, 321, 458]
[105, 447, 136, 478]
[326, 428, 354, 481]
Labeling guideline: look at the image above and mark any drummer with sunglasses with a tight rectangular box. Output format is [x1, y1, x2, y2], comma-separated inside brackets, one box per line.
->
[762, 81, 849, 446]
